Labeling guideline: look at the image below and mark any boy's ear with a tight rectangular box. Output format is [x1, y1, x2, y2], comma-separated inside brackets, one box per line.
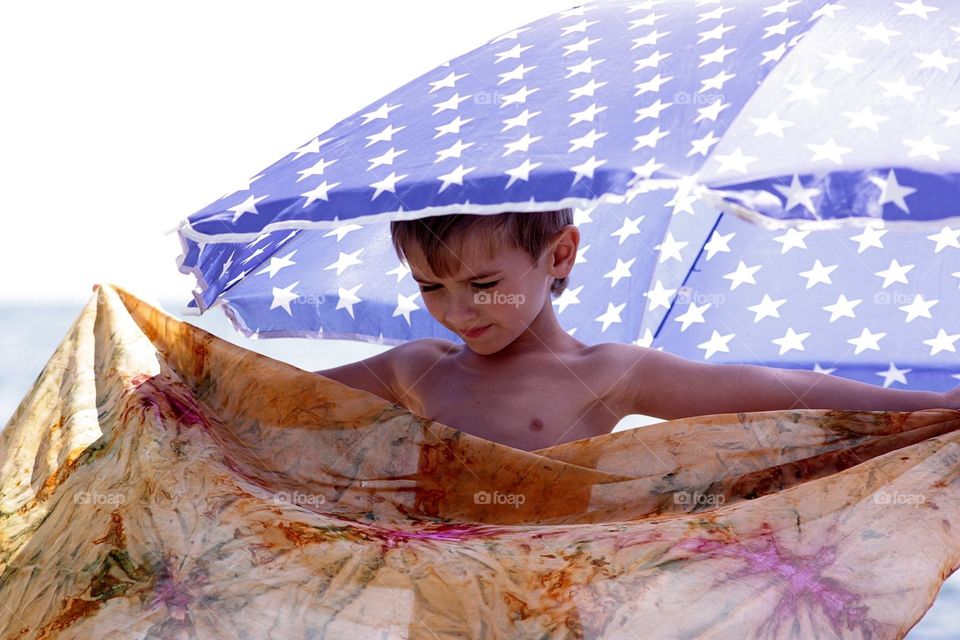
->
[550, 225, 580, 277]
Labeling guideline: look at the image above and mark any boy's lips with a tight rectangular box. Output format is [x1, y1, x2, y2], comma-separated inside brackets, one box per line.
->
[463, 324, 492, 338]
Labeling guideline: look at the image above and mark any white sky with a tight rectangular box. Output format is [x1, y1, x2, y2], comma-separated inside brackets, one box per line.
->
[0, 0, 576, 304]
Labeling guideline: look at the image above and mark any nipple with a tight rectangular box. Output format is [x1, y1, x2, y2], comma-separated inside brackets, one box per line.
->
[529, 418, 544, 432]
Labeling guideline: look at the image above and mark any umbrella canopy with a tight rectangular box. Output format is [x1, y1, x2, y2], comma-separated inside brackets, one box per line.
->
[174, 0, 960, 388]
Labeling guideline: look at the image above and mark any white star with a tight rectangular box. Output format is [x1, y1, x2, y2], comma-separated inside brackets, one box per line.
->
[785, 78, 828, 104]
[603, 257, 636, 287]
[437, 164, 475, 193]
[923, 329, 960, 356]
[713, 147, 758, 174]
[941, 107, 960, 127]
[504, 158, 542, 188]
[772, 327, 811, 355]
[761, 42, 788, 65]
[810, 3, 845, 20]
[227, 194, 270, 223]
[497, 63, 536, 85]
[565, 56, 604, 78]
[697, 71, 737, 93]
[324, 223, 362, 242]
[368, 147, 407, 170]
[634, 73, 673, 97]
[255, 250, 297, 279]
[698, 5, 735, 22]
[747, 294, 787, 322]
[878, 77, 923, 101]
[750, 111, 794, 138]
[876, 259, 915, 288]
[634, 98, 672, 123]
[595, 301, 627, 332]
[807, 138, 852, 164]
[631, 29, 671, 50]
[850, 223, 888, 253]
[820, 49, 865, 73]
[699, 44, 737, 67]
[552, 284, 583, 313]
[631, 157, 665, 180]
[763, 17, 798, 38]
[773, 228, 811, 253]
[335, 283, 363, 319]
[301, 180, 341, 207]
[569, 78, 609, 100]
[703, 230, 735, 260]
[296, 157, 337, 182]
[813, 363, 838, 375]
[927, 226, 960, 253]
[633, 126, 671, 150]
[500, 85, 540, 107]
[432, 92, 471, 115]
[773, 174, 821, 214]
[848, 328, 886, 355]
[360, 103, 401, 124]
[571, 103, 608, 125]
[698, 330, 735, 360]
[369, 171, 407, 200]
[915, 48, 958, 72]
[903, 135, 950, 161]
[502, 133, 541, 156]
[698, 23, 736, 44]
[324, 248, 364, 276]
[365, 123, 406, 147]
[655, 232, 688, 262]
[763, 0, 799, 16]
[270, 281, 301, 316]
[434, 115, 474, 138]
[675, 301, 711, 331]
[843, 106, 889, 132]
[569, 128, 607, 152]
[867, 169, 917, 213]
[386, 263, 411, 283]
[688, 130, 721, 157]
[634, 50, 672, 72]
[428, 71, 468, 93]
[563, 36, 600, 57]
[291, 136, 333, 161]
[877, 363, 911, 388]
[435, 139, 475, 163]
[562, 18, 600, 35]
[570, 155, 607, 185]
[823, 294, 862, 322]
[696, 98, 730, 122]
[501, 108, 541, 131]
[798, 259, 838, 288]
[392, 292, 421, 325]
[899, 293, 938, 322]
[494, 42, 533, 63]
[724, 260, 762, 290]
[612, 215, 645, 245]
[895, 0, 939, 19]
[644, 279, 676, 310]
[857, 22, 901, 45]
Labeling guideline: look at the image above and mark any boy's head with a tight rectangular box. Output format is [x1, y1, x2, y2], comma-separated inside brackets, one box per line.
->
[390, 209, 578, 349]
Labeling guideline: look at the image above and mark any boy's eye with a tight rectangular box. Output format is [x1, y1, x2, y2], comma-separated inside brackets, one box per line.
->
[418, 280, 500, 293]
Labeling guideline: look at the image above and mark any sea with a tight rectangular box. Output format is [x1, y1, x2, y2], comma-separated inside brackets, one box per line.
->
[1, 300, 957, 637]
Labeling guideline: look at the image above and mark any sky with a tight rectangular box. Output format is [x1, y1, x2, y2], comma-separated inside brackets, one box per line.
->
[0, 0, 576, 304]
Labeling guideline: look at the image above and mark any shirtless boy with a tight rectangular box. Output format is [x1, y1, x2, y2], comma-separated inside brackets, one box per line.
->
[316, 208, 958, 452]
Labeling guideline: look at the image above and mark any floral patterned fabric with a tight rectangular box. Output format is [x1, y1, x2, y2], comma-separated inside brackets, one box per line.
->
[2, 284, 960, 639]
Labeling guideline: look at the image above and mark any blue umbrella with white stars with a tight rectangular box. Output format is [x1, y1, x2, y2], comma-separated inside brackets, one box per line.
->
[173, 0, 960, 390]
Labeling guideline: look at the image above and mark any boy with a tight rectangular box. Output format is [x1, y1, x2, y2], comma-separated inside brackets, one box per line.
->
[316, 208, 959, 452]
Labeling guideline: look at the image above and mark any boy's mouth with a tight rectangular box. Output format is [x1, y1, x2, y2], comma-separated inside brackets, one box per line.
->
[463, 324, 492, 338]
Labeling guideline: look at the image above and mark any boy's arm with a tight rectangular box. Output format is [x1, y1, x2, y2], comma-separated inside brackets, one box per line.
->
[314, 346, 402, 405]
[616, 346, 957, 420]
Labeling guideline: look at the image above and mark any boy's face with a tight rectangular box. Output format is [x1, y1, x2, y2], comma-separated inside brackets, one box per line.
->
[408, 229, 575, 354]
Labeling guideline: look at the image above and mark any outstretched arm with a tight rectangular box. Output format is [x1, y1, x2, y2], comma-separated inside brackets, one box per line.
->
[619, 346, 957, 420]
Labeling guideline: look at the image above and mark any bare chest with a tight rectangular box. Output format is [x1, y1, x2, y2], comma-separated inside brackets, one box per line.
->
[398, 347, 624, 451]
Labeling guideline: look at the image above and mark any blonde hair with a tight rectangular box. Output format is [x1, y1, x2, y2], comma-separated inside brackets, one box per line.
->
[390, 209, 574, 297]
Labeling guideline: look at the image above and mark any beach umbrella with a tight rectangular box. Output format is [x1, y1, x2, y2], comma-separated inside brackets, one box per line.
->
[173, 0, 960, 389]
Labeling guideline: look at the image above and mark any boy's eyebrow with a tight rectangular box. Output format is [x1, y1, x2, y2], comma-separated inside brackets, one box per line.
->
[411, 270, 501, 284]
